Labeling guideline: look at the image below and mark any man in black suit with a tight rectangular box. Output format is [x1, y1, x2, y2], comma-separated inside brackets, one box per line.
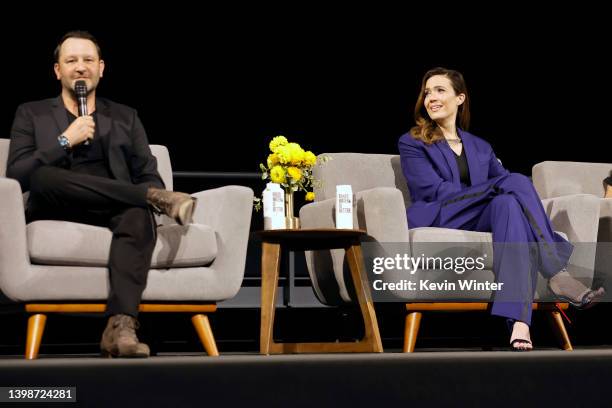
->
[7, 31, 196, 358]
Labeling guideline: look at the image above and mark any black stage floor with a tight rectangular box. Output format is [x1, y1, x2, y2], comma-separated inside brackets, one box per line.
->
[1, 348, 610, 408]
[1, 304, 612, 407]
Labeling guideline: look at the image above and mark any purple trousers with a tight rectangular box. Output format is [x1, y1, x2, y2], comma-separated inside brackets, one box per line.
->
[432, 173, 573, 325]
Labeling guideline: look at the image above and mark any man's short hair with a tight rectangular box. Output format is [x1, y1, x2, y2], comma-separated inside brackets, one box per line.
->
[54, 30, 102, 62]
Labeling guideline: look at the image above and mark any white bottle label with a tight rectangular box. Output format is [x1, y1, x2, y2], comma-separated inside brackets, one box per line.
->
[336, 185, 353, 229]
[264, 183, 285, 230]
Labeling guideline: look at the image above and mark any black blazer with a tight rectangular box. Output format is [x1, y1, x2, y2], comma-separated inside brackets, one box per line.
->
[7, 96, 164, 192]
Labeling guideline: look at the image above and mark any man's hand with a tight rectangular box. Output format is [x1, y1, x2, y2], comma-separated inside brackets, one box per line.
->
[63, 115, 95, 146]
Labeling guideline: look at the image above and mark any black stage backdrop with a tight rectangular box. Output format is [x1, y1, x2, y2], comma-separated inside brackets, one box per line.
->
[0, 10, 608, 180]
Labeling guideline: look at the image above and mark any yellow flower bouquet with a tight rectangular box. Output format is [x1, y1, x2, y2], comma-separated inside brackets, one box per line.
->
[254, 135, 327, 212]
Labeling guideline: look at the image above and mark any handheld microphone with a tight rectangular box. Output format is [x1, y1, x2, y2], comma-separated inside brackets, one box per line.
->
[74, 80, 90, 145]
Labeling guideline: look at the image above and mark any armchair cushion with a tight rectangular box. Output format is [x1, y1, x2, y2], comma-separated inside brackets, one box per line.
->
[409, 227, 495, 270]
[408, 227, 569, 271]
[27, 220, 217, 268]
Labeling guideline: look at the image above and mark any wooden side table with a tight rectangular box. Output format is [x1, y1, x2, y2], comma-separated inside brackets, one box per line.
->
[257, 228, 383, 354]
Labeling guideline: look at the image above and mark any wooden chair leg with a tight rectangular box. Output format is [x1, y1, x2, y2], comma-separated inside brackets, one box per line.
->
[403, 311, 422, 353]
[192, 314, 219, 356]
[26, 314, 47, 360]
[547, 310, 573, 351]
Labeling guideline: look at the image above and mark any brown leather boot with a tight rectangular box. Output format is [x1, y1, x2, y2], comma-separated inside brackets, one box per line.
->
[100, 314, 150, 358]
[146, 187, 196, 225]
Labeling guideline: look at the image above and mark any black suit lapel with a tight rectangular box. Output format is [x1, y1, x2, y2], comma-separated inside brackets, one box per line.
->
[49, 96, 127, 182]
[95, 97, 112, 154]
[95, 97, 119, 178]
[49, 96, 72, 166]
[51, 95, 69, 135]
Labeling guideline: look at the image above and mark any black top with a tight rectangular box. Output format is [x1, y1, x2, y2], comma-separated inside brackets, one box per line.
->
[605, 177, 612, 187]
[454, 147, 470, 186]
[66, 110, 111, 178]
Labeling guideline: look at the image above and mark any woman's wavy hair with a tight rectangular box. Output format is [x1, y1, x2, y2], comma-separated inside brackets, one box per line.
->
[410, 67, 470, 144]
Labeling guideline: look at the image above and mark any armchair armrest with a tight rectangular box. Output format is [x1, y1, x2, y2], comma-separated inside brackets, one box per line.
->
[541, 194, 600, 242]
[0, 177, 31, 300]
[355, 187, 410, 242]
[541, 193, 600, 284]
[190, 186, 254, 299]
[299, 197, 336, 229]
[299, 187, 409, 304]
[300, 187, 409, 242]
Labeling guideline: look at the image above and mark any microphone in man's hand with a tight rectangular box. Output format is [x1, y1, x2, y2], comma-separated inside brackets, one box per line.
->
[74, 80, 90, 145]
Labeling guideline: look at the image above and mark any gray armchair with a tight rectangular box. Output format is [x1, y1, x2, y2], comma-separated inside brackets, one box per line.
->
[533, 161, 612, 240]
[0, 138, 254, 359]
[533, 160, 612, 292]
[300, 153, 601, 351]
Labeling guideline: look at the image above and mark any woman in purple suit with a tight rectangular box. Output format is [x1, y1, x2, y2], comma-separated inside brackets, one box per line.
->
[398, 67, 604, 350]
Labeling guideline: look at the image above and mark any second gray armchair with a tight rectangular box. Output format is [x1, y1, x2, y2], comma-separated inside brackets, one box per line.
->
[300, 153, 601, 352]
[533, 160, 612, 294]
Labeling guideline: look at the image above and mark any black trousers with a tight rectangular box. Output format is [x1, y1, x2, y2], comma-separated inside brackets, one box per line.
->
[27, 166, 155, 317]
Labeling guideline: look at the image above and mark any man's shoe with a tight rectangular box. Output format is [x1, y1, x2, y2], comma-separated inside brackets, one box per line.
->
[100, 314, 150, 358]
[146, 187, 196, 225]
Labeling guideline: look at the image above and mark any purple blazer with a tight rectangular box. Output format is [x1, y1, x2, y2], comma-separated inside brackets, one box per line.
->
[398, 129, 509, 228]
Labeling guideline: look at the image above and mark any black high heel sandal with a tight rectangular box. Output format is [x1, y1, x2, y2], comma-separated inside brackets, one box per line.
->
[510, 338, 533, 352]
[507, 319, 533, 352]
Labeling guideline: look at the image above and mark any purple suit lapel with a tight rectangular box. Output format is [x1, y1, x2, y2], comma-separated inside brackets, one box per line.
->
[433, 141, 460, 185]
[459, 129, 481, 186]
[430, 129, 485, 187]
